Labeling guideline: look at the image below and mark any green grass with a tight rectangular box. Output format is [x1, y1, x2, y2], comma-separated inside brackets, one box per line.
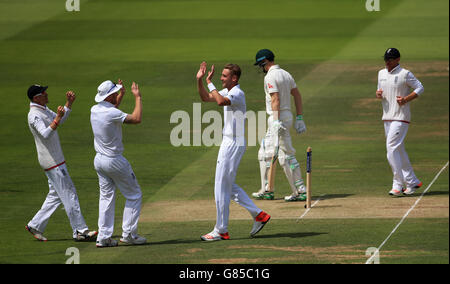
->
[0, 0, 448, 264]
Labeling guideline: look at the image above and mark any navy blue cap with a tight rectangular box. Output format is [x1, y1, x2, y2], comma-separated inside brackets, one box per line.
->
[27, 85, 48, 100]
[384, 48, 400, 60]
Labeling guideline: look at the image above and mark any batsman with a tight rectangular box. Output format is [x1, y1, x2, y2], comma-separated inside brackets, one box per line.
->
[252, 49, 307, 202]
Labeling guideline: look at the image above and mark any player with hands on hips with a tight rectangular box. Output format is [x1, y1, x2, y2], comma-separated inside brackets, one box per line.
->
[252, 49, 308, 202]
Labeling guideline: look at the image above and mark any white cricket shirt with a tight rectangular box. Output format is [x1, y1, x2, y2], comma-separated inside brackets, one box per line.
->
[264, 65, 297, 116]
[219, 84, 246, 141]
[28, 103, 71, 170]
[377, 65, 424, 123]
[90, 101, 128, 157]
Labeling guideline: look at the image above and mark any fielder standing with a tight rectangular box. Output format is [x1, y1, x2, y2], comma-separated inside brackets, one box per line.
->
[26, 84, 97, 242]
[252, 49, 308, 202]
[376, 48, 424, 196]
[90, 79, 146, 247]
[196, 62, 271, 241]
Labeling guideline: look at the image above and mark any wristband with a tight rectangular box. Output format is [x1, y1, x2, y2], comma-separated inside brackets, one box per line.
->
[53, 120, 59, 126]
[207, 83, 217, 92]
[296, 115, 303, 120]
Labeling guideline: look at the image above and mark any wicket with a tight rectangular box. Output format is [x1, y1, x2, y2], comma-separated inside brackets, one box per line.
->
[305, 147, 312, 209]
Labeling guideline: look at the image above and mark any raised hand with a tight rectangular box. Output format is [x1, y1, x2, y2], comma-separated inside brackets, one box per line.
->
[206, 64, 215, 84]
[118, 79, 125, 95]
[56, 105, 65, 118]
[196, 61, 207, 80]
[66, 91, 76, 103]
[131, 82, 141, 98]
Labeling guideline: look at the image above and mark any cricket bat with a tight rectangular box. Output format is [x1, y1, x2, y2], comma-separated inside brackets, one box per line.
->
[267, 133, 279, 193]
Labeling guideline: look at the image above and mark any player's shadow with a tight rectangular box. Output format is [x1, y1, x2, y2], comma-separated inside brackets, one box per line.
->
[317, 193, 353, 200]
[250, 232, 327, 240]
[422, 190, 449, 196]
[141, 232, 327, 246]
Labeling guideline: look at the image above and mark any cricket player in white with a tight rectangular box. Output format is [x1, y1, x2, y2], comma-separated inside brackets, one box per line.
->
[376, 48, 424, 196]
[26, 84, 97, 242]
[252, 49, 308, 202]
[196, 62, 271, 241]
[90, 79, 146, 247]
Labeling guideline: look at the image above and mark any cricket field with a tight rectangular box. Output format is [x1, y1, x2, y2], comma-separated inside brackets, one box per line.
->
[0, 0, 448, 265]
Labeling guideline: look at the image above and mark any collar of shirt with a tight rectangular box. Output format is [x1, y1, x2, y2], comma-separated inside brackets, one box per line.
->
[229, 84, 241, 93]
[98, 101, 115, 108]
[29, 102, 47, 110]
[268, 65, 280, 73]
[387, 64, 402, 74]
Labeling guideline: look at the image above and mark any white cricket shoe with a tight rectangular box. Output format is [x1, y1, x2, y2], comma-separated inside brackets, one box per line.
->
[120, 234, 147, 245]
[250, 211, 271, 237]
[96, 238, 119, 248]
[25, 225, 47, 242]
[74, 230, 98, 242]
[389, 189, 403, 196]
[201, 231, 229, 241]
[284, 193, 306, 202]
[403, 181, 423, 195]
[252, 188, 266, 198]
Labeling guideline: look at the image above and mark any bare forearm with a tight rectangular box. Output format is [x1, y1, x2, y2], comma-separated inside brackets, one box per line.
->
[131, 97, 142, 123]
[197, 79, 211, 102]
[397, 92, 418, 106]
[49, 117, 61, 130]
[115, 93, 125, 108]
[291, 88, 303, 115]
[210, 90, 229, 106]
[271, 98, 280, 120]
[405, 92, 418, 103]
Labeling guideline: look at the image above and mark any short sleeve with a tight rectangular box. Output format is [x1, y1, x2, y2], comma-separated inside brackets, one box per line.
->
[108, 108, 128, 123]
[226, 89, 245, 107]
[289, 74, 297, 90]
[218, 89, 228, 97]
[265, 76, 279, 94]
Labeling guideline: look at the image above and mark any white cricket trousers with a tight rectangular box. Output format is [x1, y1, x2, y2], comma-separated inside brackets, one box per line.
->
[214, 137, 262, 234]
[28, 163, 89, 238]
[258, 111, 304, 194]
[94, 153, 142, 241]
[384, 121, 420, 190]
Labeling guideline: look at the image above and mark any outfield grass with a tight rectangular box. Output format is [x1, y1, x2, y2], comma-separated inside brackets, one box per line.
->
[0, 0, 448, 265]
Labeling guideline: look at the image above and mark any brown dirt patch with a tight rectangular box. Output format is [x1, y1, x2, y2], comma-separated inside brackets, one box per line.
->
[205, 245, 427, 264]
[140, 195, 448, 223]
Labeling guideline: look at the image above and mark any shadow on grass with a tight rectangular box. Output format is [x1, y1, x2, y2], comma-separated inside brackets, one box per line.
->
[317, 194, 354, 200]
[133, 232, 327, 247]
[249, 232, 327, 240]
[424, 190, 449, 197]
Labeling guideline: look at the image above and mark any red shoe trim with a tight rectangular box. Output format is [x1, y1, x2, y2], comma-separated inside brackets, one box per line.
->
[255, 211, 270, 222]
[219, 232, 230, 240]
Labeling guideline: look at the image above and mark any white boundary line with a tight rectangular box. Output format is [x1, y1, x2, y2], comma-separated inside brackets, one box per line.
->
[296, 194, 326, 222]
[365, 161, 449, 264]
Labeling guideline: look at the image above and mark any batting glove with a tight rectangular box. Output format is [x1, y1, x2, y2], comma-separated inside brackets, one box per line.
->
[272, 120, 286, 134]
[294, 115, 307, 134]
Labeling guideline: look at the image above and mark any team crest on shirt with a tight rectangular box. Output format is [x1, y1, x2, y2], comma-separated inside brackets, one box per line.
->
[267, 83, 274, 89]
